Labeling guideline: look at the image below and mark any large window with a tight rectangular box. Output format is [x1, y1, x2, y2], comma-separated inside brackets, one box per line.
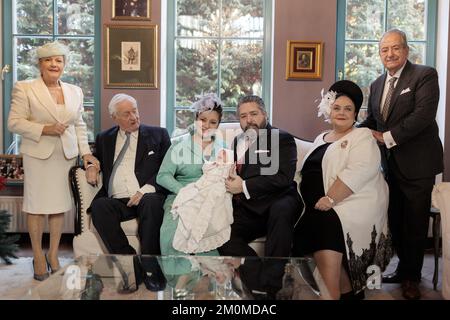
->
[167, 0, 272, 136]
[3, 0, 100, 152]
[336, 0, 437, 119]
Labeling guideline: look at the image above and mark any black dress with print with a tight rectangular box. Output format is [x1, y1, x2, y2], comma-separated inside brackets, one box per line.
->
[292, 142, 346, 256]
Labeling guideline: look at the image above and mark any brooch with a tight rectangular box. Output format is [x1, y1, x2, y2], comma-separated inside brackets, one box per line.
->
[340, 140, 348, 149]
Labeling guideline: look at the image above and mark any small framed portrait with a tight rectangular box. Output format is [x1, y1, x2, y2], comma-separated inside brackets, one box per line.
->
[0, 155, 24, 183]
[112, 0, 151, 20]
[104, 24, 158, 88]
[286, 41, 324, 80]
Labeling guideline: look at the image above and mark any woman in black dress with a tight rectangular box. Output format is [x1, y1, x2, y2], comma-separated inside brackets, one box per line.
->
[293, 80, 391, 299]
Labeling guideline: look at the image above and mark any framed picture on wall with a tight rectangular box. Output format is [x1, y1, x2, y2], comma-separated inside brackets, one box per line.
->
[286, 41, 323, 80]
[112, 0, 151, 20]
[0, 155, 24, 183]
[104, 24, 158, 88]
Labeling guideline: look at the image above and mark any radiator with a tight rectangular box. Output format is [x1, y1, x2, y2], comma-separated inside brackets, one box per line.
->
[0, 196, 74, 233]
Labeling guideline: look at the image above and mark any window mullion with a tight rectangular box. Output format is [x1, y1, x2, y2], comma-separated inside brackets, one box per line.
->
[53, 0, 58, 38]
[217, 0, 223, 100]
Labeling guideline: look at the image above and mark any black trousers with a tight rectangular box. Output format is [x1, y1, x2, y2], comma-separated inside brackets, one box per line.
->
[218, 192, 302, 258]
[91, 193, 166, 255]
[387, 157, 434, 282]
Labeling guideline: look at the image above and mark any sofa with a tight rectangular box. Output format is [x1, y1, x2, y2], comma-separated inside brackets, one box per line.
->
[432, 182, 450, 300]
[71, 122, 314, 257]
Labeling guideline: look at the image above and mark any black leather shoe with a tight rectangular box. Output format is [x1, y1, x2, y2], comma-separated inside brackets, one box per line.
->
[382, 271, 402, 284]
[134, 256, 167, 292]
[401, 280, 421, 300]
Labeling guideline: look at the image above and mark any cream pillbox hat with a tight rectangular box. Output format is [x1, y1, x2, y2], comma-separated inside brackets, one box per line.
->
[36, 41, 69, 59]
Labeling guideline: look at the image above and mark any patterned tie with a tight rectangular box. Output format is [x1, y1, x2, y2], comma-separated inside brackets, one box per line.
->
[108, 132, 131, 197]
[382, 77, 398, 121]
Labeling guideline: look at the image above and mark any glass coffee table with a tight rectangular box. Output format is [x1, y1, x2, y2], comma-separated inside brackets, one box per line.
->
[24, 255, 324, 300]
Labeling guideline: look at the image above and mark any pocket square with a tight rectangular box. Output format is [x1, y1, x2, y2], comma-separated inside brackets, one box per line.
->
[255, 150, 269, 154]
[148, 151, 155, 156]
[400, 88, 411, 95]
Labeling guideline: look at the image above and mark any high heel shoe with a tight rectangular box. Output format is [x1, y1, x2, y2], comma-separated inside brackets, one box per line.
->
[32, 259, 49, 281]
[45, 254, 60, 274]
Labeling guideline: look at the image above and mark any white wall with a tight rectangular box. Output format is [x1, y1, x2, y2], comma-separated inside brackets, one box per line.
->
[437, 0, 449, 146]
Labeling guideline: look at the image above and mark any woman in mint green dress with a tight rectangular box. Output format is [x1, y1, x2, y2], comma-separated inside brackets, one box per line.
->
[156, 94, 227, 286]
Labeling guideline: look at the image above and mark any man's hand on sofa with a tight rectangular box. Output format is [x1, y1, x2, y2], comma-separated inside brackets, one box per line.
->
[127, 191, 143, 207]
[85, 166, 99, 187]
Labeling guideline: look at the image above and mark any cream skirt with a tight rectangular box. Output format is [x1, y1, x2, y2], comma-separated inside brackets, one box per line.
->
[22, 138, 77, 214]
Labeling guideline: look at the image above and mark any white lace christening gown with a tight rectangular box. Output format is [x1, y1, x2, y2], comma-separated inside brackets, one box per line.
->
[171, 160, 234, 254]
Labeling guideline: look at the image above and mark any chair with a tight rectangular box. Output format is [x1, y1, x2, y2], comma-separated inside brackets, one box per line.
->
[429, 207, 441, 290]
[70, 122, 314, 258]
[432, 182, 450, 299]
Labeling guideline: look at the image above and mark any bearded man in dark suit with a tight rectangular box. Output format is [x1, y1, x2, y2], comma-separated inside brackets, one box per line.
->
[359, 29, 443, 300]
[220, 95, 302, 259]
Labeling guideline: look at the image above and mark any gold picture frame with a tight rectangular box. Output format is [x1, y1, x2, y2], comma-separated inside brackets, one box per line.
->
[286, 41, 323, 80]
[104, 24, 158, 89]
[112, 0, 151, 21]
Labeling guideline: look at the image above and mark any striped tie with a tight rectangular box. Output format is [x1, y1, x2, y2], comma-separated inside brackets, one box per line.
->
[108, 132, 131, 197]
[382, 77, 398, 121]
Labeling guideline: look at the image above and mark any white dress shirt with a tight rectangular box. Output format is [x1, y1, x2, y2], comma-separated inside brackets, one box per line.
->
[110, 129, 155, 199]
[381, 62, 407, 149]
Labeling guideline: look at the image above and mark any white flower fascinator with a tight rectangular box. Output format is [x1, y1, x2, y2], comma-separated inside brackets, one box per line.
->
[316, 89, 337, 123]
[190, 93, 222, 114]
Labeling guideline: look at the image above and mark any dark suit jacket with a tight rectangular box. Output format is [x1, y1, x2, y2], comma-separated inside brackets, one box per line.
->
[92, 124, 171, 201]
[232, 124, 299, 215]
[359, 61, 443, 179]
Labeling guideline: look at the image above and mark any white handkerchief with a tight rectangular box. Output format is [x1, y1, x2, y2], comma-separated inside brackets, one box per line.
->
[255, 150, 269, 154]
[400, 88, 411, 95]
[148, 151, 155, 156]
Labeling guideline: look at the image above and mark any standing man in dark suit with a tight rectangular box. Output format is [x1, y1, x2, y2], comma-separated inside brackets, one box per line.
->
[86, 93, 171, 256]
[219, 95, 302, 257]
[359, 29, 443, 300]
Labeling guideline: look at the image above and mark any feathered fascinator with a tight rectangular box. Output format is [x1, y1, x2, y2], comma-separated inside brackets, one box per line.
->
[190, 93, 222, 114]
[316, 89, 337, 123]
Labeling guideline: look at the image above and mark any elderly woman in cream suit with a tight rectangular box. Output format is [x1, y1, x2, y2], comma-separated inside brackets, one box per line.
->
[292, 80, 391, 300]
[8, 42, 98, 281]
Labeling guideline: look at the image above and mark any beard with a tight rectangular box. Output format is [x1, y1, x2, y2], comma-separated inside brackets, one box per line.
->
[244, 118, 266, 133]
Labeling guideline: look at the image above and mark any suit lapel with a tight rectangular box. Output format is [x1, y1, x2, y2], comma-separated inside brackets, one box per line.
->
[385, 61, 413, 121]
[241, 124, 272, 176]
[105, 127, 119, 176]
[29, 77, 61, 122]
[59, 81, 80, 123]
[135, 126, 146, 168]
[375, 74, 387, 120]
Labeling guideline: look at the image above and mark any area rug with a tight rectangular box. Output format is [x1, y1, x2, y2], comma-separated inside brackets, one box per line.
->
[0, 257, 73, 300]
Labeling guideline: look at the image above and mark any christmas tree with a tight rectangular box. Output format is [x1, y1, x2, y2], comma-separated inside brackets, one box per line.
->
[0, 176, 19, 264]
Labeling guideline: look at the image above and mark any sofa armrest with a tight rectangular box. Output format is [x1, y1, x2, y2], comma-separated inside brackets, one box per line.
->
[70, 166, 102, 235]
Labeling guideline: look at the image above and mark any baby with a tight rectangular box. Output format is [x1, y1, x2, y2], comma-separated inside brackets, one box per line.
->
[171, 148, 234, 254]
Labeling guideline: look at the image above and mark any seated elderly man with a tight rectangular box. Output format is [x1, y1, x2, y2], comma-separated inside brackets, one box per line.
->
[86, 94, 171, 256]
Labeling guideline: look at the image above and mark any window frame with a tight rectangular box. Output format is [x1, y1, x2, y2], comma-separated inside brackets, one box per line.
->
[2, 0, 101, 152]
[336, 0, 438, 82]
[166, 0, 273, 135]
